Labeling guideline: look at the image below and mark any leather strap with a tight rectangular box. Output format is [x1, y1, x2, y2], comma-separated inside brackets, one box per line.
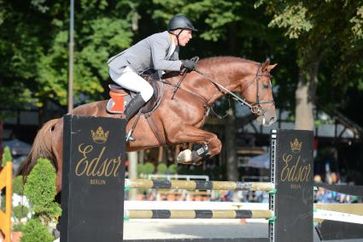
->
[146, 115, 166, 146]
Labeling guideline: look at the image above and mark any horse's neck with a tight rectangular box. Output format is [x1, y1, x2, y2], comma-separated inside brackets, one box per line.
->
[183, 67, 244, 105]
[164, 59, 256, 105]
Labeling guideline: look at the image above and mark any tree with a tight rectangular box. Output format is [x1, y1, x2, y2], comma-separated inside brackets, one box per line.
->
[256, 1, 363, 130]
[34, 0, 136, 105]
[0, 0, 137, 109]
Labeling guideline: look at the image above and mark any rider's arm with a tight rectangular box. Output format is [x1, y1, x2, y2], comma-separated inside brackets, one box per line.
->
[149, 37, 182, 71]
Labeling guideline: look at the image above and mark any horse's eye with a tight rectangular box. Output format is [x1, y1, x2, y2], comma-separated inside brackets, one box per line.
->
[263, 83, 270, 89]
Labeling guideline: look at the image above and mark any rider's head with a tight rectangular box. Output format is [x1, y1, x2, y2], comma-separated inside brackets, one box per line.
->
[168, 15, 197, 47]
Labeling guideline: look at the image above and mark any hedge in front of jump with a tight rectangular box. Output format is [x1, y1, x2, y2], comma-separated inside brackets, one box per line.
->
[21, 158, 62, 242]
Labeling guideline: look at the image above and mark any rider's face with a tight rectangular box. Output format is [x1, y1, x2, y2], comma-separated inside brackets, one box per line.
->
[177, 29, 192, 46]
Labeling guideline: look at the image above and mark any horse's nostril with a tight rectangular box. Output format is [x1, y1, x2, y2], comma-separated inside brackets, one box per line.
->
[269, 117, 276, 125]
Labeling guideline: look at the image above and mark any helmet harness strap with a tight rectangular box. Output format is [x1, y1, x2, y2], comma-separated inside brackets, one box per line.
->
[169, 29, 184, 46]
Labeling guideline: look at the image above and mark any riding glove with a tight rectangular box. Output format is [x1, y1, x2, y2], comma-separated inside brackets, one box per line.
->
[181, 59, 196, 72]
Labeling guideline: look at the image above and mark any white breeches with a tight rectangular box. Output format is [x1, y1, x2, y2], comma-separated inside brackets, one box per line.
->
[109, 66, 154, 102]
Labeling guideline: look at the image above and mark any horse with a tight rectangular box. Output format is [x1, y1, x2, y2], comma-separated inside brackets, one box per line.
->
[20, 56, 277, 192]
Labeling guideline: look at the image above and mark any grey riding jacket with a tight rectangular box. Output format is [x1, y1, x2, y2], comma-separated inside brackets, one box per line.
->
[107, 31, 182, 75]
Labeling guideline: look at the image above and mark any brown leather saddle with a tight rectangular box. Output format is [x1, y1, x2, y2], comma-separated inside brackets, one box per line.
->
[107, 74, 163, 116]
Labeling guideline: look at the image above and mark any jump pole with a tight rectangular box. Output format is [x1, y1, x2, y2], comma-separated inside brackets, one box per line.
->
[124, 129, 314, 242]
[126, 179, 274, 192]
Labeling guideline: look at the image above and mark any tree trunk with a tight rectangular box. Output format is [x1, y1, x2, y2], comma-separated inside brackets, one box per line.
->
[225, 110, 239, 181]
[295, 60, 320, 131]
[224, 23, 240, 182]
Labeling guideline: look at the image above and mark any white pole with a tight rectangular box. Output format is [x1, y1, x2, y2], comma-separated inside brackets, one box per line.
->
[127, 152, 138, 200]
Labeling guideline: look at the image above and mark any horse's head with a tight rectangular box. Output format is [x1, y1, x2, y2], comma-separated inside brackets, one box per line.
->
[239, 58, 277, 126]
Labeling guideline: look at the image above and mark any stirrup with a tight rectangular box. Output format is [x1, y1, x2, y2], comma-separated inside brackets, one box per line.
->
[125, 110, 142, 142]
[125, 130, 135, 142]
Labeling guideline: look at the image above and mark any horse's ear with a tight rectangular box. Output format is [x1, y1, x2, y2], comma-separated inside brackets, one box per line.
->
[261, 57, 277, 72]
[267, 64, 277, 72]
[261, 58, 270, 71]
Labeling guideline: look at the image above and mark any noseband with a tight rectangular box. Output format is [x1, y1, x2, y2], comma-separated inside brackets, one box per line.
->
[246, 64, 275, 115]
[194, 63, 274, 116]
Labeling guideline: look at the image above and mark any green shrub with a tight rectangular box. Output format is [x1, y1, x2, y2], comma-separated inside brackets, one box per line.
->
[12, 223, 25, 233]
[21, 158, 61, 241]
[1, 146, 12, 166]
[156, 163, 167, 174]
[23, 158, 61, 220]
[13, 205, 29, 222]
[13, 176, 25, 195]
[137, 163, 145, 177]
[20, 218, 54, 242]
[167, 164, 178, 174]
[143, 162, 155, 175]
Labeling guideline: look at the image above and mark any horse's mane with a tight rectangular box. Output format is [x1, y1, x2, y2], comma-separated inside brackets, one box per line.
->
[161, 56, 259, 80]
[197, 56, 259, 73]
[198, 56, 258, 66]
[195, 56, 259, 80]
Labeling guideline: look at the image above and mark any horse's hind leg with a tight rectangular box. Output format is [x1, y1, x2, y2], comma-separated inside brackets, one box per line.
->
[171, 126, 222, 165]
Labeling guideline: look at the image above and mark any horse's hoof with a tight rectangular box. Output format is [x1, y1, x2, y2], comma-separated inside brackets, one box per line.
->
[176, 149, 193, 164]
[177, 150, 204, 165]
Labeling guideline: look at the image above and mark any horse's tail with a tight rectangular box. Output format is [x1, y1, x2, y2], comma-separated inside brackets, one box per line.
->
[18, 118, 59, 176]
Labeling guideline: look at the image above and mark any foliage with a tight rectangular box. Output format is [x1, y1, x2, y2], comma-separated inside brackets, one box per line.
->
[256, 2, 313, 39]
[20, 158, 60, 241]
[0, 0, 290, 112]
[256, 1, 363, 94]
[137, 163, 145, 176]
[20, 218, 54, 242]
[1, 146, 12, 167]
[143, 162, 155, 175]
[137, 162, 155, 177]
[152, 0, 243, 41]
[0, 0, 135, 108]
[167, 164, 178, 174]
[156, 163, 167, 174]
[255, 0, 363, 127]
[12, 222, 25, 233]
[23, 158, 61, 220]
[350, 5, 363, 39]
[13, 205, 29, 222]
[12, 175, 25, 195]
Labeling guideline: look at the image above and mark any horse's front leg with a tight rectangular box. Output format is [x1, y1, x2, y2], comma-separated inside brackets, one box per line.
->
[170, 126, 222, 165]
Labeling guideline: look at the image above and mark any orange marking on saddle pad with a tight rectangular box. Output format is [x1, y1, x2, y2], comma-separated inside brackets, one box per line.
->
[109, 91, 127, 112]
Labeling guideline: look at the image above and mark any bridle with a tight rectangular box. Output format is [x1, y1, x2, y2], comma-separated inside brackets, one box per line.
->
[194, 63, 274, 116]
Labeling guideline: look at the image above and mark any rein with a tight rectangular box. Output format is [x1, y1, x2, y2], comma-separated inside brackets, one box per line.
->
[193, 69, 252, 108]
[194, 64, 274, 115]
[160, 61, 274, 118]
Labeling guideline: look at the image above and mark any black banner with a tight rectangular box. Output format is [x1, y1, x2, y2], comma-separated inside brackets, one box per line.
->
[60, 115, 125, 242]
[317, 220, 363, 240]
[273, 129, 314, 242]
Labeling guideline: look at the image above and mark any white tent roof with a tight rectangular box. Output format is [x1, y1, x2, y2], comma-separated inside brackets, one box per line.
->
[3, 139, 31, 156]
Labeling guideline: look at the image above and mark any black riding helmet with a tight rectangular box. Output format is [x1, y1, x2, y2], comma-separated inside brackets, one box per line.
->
[168, 15, 197, 32]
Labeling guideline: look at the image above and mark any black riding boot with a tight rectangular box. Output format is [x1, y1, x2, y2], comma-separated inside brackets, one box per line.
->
[124, 94, 146, 121]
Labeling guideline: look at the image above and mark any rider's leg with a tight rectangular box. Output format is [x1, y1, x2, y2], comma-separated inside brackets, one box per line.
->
[112, 66, 153, 121]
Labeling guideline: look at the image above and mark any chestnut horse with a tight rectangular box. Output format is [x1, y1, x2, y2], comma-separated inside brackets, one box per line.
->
[20, 56, 277, 192]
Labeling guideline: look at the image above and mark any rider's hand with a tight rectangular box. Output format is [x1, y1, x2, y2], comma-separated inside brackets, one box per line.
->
[181, 59, 196, 72]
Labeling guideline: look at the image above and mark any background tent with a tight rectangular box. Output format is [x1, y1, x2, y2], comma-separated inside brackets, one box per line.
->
[3, 139, 31, 156]
[247, 153, 270, 169]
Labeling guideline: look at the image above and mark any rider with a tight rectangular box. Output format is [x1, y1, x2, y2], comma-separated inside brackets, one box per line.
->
[107, 15, 198, 122]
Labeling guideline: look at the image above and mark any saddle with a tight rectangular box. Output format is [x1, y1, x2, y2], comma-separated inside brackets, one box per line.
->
[106, 74, 163, 116]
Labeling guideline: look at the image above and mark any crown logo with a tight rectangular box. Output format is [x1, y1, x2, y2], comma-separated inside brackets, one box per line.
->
[91, 126, 109, 144]
[290, 138, 302, 153]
